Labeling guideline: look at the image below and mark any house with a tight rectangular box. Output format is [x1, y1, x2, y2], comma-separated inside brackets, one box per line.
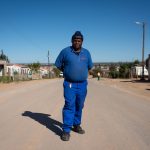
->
[131, 65, 148, 78]
[146, 54, 150, 80]
[100, 65, 110, 77]
[0, 60, 7, 76]
[40, 65, 56, 78]
[40, 67, 49, 77]
[6, 64, 31, 79]
[7, 64, 21, 76]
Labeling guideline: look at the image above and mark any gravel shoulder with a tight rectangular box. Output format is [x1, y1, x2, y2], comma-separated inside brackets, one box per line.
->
[98, 78, 150, 100]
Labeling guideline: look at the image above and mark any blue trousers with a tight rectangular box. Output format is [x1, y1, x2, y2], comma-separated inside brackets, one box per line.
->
[62, 80, 87, 133]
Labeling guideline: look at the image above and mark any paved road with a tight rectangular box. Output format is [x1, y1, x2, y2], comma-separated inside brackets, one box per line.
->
[0, 79, 150, 150]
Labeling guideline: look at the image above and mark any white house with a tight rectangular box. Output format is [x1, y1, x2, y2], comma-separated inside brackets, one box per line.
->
[6, 64, 31, 78]
[7, 64, 21, 76]
[40, 67, 49, 77]
[146, 54, 150, 80]
[20, 66, 31, 75]
[131, 65, 148, 78]
[0, 60, 7, 76]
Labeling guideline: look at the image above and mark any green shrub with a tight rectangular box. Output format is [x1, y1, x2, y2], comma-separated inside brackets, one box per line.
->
[109, 71, 119, 79]
[52, 68, 61, 77]
[0, 76, 12, 83]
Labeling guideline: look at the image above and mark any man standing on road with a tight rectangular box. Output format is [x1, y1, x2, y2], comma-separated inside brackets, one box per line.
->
[55, 31, 93, 141]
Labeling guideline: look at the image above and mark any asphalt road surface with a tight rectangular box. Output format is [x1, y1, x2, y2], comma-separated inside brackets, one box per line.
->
[0, 78, 150, 150]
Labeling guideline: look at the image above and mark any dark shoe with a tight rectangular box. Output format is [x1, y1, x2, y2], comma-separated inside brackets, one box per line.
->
[73, 125, 85, 134]
[61, 132, 70, 141]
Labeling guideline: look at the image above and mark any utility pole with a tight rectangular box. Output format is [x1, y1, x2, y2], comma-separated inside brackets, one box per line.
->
[135, 21, 146, 80]
[48, 50, 50, 78]
[141, 22, 145, 80]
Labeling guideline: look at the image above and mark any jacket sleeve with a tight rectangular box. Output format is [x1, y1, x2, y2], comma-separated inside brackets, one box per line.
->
[55, 50, 64, 71]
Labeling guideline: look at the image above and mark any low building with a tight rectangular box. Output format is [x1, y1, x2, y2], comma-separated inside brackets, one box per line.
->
[0, 60, 7, 76]
[6, 64, 31, 80]
[40, 67, 49, 77]
[100, 65, 110, 77]
[131, 65, 148, 78]
[146, 54, 150, 80]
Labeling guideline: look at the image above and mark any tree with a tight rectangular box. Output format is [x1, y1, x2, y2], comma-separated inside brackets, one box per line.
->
[52, 67, 61, 77]
[119, 63, 132, 78]
[28, 62, 41, 72]
[0, 49, 10, 63]
[109, 64, 116, 72]
[133, 59, 140, 65]
[109, 64, 119, 78]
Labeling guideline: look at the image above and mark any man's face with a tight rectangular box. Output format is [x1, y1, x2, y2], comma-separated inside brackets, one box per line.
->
[72, 38, 83, 51]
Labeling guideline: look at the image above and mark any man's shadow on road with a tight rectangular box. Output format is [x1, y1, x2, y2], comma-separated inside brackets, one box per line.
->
[22, 111, 62, 137]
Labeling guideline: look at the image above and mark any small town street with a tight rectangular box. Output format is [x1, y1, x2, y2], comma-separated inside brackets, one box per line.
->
[0, 78, 150, 150]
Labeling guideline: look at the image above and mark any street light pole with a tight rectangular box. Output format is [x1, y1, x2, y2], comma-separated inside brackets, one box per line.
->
[141, 22, 145, 80]
[135, 21, 145, 80]
[48, 50, 50, 78]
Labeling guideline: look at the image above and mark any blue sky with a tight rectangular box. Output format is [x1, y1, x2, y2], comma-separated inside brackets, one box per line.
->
[0, 0, 150, 63]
